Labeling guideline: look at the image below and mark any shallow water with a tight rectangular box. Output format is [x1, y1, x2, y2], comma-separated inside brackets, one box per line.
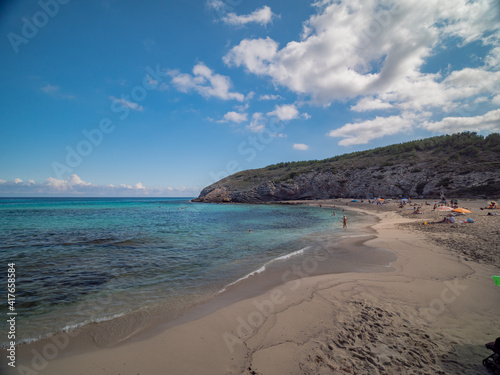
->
[0, 197, 358, 345]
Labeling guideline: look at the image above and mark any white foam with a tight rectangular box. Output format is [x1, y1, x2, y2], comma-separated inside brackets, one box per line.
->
[217, 246, 311, 294]
[60, 312, 126, 333]
[339, 234, 371, 239]
[0, 312, 129, 348]
[273, 246, 309, 261]
[217, 265, 267, 294]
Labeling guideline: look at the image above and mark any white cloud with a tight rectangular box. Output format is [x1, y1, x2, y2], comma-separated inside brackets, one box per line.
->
[223, 37, 278, 75]
[222, 6, 275, 26]
[145, 74, 168, 91]
[486, 46, 500, 69]
[219, 111, 248, 123]
[206, 0, 224, 11]
[0, 175, 198, 197]
[328, 115, 414, 146]
[351, 97, 394, 112]
[110, 96, 144, 111]
[293, 143, 309, 150]
[245, 91, 255, 101]
[223, 0, 500, 142]
[41, 84, 75, 100]
[421, 109, 500, 133]
[41, 84, 59, 95]
[267, 104, 300, 121]
[492, 94, 500, 105]
[259, 94, 283, 101]
[246, 112, 265, 132]
[169, 62, 244, 101]
[46, 174, 91, 191]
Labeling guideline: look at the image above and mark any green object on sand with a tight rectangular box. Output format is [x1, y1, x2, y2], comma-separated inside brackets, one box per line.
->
[493, 276, 500, 286]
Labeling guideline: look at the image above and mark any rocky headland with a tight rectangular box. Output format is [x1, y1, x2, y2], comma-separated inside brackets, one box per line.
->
[194, 132, 500, 203]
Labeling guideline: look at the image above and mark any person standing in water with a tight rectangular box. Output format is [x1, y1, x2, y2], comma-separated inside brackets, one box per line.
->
[343, 215, 347, 229]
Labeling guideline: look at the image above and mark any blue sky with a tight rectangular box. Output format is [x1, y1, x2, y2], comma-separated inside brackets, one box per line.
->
[1, 0, 499, 197]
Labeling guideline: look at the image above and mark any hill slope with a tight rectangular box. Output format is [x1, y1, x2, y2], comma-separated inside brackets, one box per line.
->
[193, 132, 500, 203]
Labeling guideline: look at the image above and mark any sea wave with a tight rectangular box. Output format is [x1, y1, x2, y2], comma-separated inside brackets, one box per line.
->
[0, 312, 127, 348]
[273, 246, 308, 261]
[217, 246, 311, 294]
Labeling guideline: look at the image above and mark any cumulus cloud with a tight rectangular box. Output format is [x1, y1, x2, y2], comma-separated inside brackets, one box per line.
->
[225, 0, 499, 105]
[46, 174, 92, 191]
[246, 112, 266, 132]
[267, 104, 300, 121]
[486, 46, 500, 69]
[219, 111, 248, 123]
[0, 175, 198, 197]
[223, 0, 500, 142]
[259, 94, 283, 101]
[222, 6, 275, 26]
[293, 143, 309, 150]
[492, 94, 500, 105]
[328, 115, 414, 146]
[421, 109, 500, 133]
[169, 62, 244, 101]
[223, 37, 278, 75]
[351, 97, 394, 112]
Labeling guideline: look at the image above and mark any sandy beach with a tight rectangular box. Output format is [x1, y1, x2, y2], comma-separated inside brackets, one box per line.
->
[5, 199, 499, 374]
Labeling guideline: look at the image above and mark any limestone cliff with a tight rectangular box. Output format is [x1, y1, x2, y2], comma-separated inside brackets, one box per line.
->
[193, 132, 500, 203]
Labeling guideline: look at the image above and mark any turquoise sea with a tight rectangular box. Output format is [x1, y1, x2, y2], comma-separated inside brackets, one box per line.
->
[0, 197, 358, 345]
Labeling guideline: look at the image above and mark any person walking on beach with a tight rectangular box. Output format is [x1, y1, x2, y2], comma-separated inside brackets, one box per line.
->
[343, 215, 347, 229]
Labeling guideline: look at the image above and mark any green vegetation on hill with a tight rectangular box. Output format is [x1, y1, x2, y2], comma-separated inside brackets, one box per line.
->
[216, 132, 500, 191]
[266, 132, 500, 172]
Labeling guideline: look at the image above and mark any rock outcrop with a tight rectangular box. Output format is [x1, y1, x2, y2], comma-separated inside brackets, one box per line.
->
[193, 132, 500, 203]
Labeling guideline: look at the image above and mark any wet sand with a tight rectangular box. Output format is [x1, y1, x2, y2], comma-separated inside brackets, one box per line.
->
[3, 199, 499, 374]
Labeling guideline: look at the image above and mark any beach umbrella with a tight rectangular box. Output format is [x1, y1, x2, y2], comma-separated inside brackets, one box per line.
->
[436, 206, 453, 211]
[453, 207, 472, 213]
[377, 198, 384, 201]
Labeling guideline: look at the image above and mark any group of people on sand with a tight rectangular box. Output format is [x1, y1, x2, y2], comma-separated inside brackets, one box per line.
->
[481, 201, 499, 210]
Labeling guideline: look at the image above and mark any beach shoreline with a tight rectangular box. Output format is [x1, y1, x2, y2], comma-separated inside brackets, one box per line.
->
[4, 199, 499, 374]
